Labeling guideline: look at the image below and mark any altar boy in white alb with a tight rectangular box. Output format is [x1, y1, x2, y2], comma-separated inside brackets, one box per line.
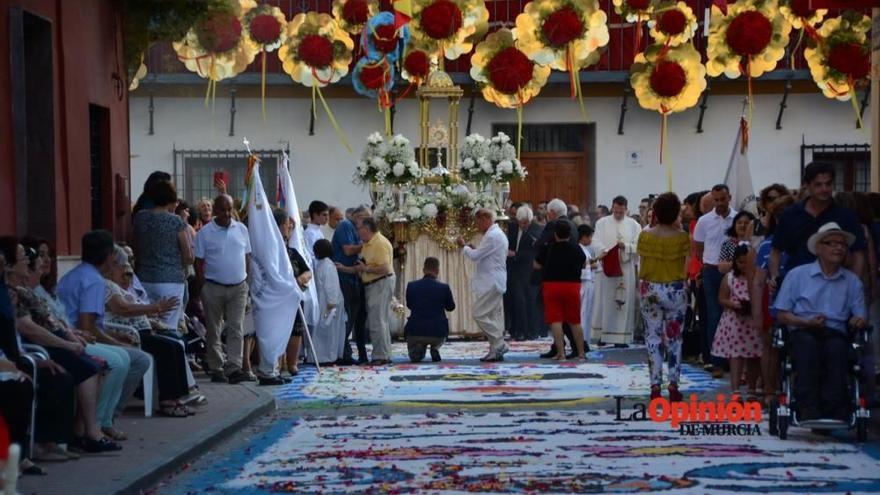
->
[458, 208, 509, 362]
[591, 196, 641, 346]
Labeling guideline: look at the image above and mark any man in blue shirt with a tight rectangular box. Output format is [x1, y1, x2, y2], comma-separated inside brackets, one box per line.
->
[769, 161, 866, 288]
[332, 206, 370, 365]
[774, 222, 867, 421]
[405, 257, 456, 362]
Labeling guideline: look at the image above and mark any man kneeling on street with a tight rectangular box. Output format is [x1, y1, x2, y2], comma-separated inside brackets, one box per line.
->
[404, 257, 456, 363]
[774, 222, 867, 421]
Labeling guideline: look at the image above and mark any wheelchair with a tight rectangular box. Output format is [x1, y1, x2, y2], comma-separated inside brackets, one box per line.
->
[769, 325, 871, 442]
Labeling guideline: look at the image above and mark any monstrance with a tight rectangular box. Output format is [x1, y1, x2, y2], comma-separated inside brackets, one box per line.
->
[416, 70, 464, 183]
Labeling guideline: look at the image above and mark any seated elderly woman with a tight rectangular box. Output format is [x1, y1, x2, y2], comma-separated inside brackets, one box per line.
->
[0, 237, 121, 456]
[774, 222, 868, 421]
[103, 245, 194, 417]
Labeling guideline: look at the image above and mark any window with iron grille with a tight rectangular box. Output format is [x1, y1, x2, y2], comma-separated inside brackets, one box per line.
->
[172, 149, 287, 205]
[801, 144, 870, 192]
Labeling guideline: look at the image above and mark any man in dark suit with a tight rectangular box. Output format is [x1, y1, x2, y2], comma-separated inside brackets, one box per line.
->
[404, 257, 456, 362]
[504, 202, 523, 335]
[537, 198, 583, 358]
[507, 205, 544, 340]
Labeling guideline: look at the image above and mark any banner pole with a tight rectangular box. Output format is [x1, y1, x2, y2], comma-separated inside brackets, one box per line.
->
[298, 305, 321, 374]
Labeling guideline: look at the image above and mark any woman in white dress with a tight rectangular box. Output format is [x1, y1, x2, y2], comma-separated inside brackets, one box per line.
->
[307, 239, 347, 364]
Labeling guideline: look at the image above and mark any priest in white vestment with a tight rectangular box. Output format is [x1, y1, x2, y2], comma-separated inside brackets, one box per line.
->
[591, 196, 641, 346]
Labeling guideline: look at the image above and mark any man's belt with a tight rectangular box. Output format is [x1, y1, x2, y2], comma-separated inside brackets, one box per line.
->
[363, 274, 392, 287]
[206, 279, 246, 287]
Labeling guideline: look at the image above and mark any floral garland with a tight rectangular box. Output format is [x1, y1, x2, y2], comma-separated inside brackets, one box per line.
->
[515, 0, 609, 113]
[648, 1, 699, 47]
[409, 0, 490, 63]
[354, 132, 422, 186]
[459, 132, 528, 184]
[173, 0, 259, 103]
[243, 4, 287, 119]
[804, 12, 871, 126]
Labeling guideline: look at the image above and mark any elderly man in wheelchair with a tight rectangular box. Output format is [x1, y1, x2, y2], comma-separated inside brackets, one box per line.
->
[772, 222, 869, 440]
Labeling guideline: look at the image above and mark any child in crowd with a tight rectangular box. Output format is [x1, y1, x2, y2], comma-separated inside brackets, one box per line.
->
[578, 225, 596, 351]
[712, 245, 762, 400]
[309, 239, 346, 365]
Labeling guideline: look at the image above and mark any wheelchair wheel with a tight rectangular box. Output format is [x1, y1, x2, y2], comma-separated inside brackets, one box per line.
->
[779, 415, 788, 440]
[769, 399, 778, 436]
[857, 417, 868, 443]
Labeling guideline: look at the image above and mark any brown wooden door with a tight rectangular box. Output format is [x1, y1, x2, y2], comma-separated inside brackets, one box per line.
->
[511, 152, 588, 209]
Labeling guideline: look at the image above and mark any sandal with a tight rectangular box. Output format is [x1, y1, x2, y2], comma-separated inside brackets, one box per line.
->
[159, 404, 190, 417]
[81, 437, 122, 453]
[101, 426, 127, 441]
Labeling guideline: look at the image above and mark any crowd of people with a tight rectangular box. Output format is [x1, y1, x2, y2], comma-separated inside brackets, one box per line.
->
[0, 160, 876, 477]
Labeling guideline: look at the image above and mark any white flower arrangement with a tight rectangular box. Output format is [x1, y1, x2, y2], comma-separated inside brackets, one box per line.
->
[353, 133, 422, 186]
[459, 132, 527, 184]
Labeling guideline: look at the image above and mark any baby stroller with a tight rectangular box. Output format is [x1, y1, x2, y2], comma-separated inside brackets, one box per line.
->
[768, 325, 871, 442]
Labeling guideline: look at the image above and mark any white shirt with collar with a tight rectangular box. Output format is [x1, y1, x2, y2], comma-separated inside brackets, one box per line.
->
[194, 219, 252, 285]
[303, 223, 324, 259]
[693, 207, 737, 264]
[463, 223, 508, 295]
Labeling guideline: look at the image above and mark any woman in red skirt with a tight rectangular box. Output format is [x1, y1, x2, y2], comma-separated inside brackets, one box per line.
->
[534, 221, 587, 361]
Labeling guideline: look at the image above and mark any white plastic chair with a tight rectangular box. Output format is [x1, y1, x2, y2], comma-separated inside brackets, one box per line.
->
[104, 323, 157, 417]
[20, 344, 49, 456]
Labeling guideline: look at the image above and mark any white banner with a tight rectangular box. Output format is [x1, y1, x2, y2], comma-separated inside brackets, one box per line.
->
[723, 117, 758, 214]
[247, 160, 303, 372]
[278, 153, 321, 326]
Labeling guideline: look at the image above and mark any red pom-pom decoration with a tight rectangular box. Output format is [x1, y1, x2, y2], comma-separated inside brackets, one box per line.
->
[658, 9, 687, 36]
[372, 23, 400, 53]
[360, 63, 390, 89]
[421, 0, 464, 40]
[298, 35, 335, 68]
[650, 60, 687, 97]
[828, 42, 870, 80]
[726, 11, 772, 56]
[249, 14, 282, 45]
[542, 6, 585, 47]
[196, 11, 243, 53]
[343, 0, 370, 25]
[627, 0, 651, 11]
[487, 47, 535, 94]
[404, 50, 431, 79]
[789, 0, 814, 19]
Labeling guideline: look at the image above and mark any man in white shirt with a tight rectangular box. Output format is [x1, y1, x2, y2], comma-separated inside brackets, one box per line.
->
[304, 200, 329, 260]
[322, 206, 343, 240]
[457, 208, 509, 361]
[194, 195, 253, 384]
[692, 184, 736, 376]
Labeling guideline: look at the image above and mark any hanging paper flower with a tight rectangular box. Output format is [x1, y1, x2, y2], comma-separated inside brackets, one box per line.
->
[279, 12, 354, 87]
[805, 12, 872, 100]
[779, 0, 826, 30]
[631, 43, 706, 114]
[173, 0, 259, 83]
[333, 0, 380, 35]
[706, 0, 791, 79]
[353, 56, 395, 97]
[471, 29, 551, 108]
[410, 0, 490, 60]
[613, 0, 653, 23]
[363, 12, 411, 62]
[243, 4, 288, 118]
[515, 0, 609, 70]
[128, 57, 148, 91]
[402, 46, 435, 84]
[648, 1, 698, 46]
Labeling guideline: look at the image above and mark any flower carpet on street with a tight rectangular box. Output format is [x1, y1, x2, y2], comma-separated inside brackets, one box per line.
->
[274, 343, 716, 407]
[168, 409, 880, 494]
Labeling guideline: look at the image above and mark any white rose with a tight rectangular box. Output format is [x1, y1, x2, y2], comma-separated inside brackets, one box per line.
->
[497, 132, 510, 143]
[462, 158, 475, 169]
[479, 159, 493, 174]
[422, 203, 438, 218]
[392, 162, 405, 177]
[367, 132, 383, 144]
[498, 160, 513, 174]
[407, 206, 422, 219]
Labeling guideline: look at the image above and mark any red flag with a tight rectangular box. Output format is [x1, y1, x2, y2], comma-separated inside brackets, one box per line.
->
[603, 245, 623, 277]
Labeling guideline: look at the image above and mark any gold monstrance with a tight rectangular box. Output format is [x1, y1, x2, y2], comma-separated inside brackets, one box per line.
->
[416, 70, 464, 183]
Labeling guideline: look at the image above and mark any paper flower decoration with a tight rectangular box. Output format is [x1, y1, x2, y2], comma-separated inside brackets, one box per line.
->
[648, 1, 699, 47]
[243, 4, 288, 118]
[128, 57, 147, 91]
[471, 29, 551, 156]
[363, 12, 411, 62]
[332, 0, 380, 35]
[279, 12, 355, 151]
[706, 0, 791, 79]
[353, 56, 397, 134]
[173, 0, 259, 100]
[409, 0, 490, 62]
[613, 0, 653, 22]
[805, 12, 871, 125]
[631, 42, 706, 184]
[779, 0, 826, 31]
[402, 45, 436, 85]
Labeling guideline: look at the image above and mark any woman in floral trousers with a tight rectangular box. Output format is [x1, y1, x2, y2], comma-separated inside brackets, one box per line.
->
[636, 193, 692, 402]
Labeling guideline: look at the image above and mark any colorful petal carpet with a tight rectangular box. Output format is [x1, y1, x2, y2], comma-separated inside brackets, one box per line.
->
[167, 409, 880, 494]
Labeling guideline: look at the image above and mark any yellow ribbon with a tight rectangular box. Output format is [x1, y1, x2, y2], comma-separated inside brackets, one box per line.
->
[515, 104, 524, 160]
[260, 50, 268, 123]
[315, 85, 353, 153]
[850, 87, 864, 130]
